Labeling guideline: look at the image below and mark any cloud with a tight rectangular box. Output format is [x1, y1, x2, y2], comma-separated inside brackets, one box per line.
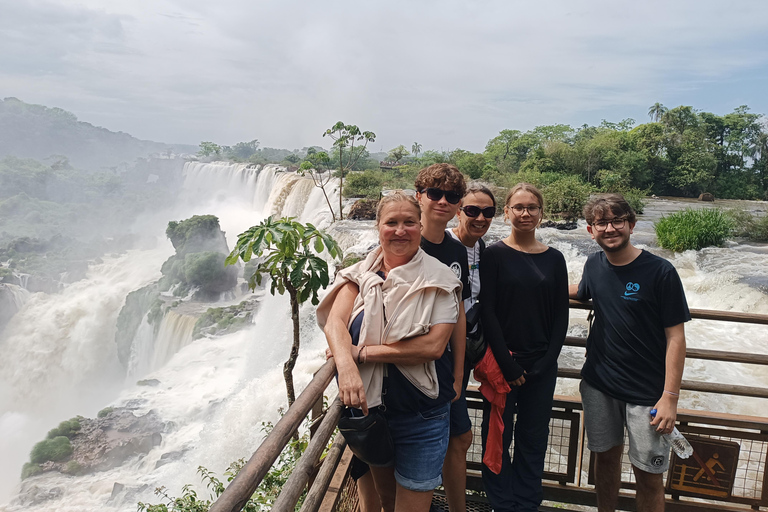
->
[2, 0, 767, 151]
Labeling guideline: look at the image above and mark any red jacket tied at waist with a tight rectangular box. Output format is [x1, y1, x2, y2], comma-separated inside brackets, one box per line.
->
[473, 347, 514, 474]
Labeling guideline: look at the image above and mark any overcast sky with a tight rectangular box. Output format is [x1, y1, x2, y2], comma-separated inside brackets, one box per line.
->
[3, 0, 768, 153]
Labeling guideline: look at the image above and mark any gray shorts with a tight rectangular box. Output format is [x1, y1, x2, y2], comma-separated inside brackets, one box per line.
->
[580, 380, 669, 474]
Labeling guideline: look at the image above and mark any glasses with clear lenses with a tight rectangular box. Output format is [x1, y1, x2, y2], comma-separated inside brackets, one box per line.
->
[421, 187, 462, 205]
[460, 205, 496, 218]
[507, 205, 541, 216]
[592, 218, 627, 231]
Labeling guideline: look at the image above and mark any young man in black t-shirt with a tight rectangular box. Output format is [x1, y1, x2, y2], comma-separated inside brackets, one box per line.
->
[415, 163, 471, 512]
[569, 194, 690, 512]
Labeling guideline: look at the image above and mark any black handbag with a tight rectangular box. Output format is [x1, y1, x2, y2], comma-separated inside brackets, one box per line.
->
[465, 302, 487, 367]
[338, 408, 394, 466]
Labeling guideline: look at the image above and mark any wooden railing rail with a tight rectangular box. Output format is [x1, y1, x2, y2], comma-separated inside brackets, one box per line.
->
[272, 397, 344, 512]
[209, 359, 337, 512]
[569, 299, 768, 325]
[300, 432, 347, 512]
[209, 302, 767, 512]
[564, 337, 768, 367]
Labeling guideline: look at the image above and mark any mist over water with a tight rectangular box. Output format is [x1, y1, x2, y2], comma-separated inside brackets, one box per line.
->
[0, 164, 766, 510]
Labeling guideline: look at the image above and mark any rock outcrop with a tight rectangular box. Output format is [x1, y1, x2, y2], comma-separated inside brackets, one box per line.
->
[23, 408, 164, 479]
[348, 199, 378, 220]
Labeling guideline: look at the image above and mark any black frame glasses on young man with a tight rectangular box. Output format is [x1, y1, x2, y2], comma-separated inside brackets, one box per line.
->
[420, 188, 462, 205]
[460, 205, 496, 218]
[507, 205, 541, 216]
[592, 218, 627, 231]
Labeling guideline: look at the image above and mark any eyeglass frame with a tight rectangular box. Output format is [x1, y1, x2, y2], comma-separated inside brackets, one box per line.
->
[419, 187, 462, 205]
[505, 205, 541, 216]
[460, 205, 496, 218]
[591, 217, 628, 231]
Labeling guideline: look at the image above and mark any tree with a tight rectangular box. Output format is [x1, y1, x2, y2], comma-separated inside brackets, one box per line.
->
[197, 141, 222, 158]
[411, 142, 422, 158]
[323, 121, 376, 220]
[648, 103, 668, 122]
[226, 217, 341, 406]
[662, 106, 698, 136]
[227, 139, 260, 160]
[299, 149, 337, 221]
[387, 144, 410, 163]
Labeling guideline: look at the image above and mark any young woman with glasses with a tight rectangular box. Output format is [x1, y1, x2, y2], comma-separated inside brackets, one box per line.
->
[478, 182, 569, 512]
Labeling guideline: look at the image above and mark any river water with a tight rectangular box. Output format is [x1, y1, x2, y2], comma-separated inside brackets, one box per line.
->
[0, 163, 766, 510]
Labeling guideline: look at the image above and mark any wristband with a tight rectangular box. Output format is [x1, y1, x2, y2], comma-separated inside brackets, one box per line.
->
[362, 346, 368, 364]
[357, 346, 363, 364]
[664, 390, 679, 397]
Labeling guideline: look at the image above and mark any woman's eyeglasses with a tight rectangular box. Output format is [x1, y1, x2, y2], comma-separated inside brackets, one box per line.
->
[592, 217, 627, 231]
[507, 205, 541, 216]
[460, 205, 496, 218]
[420, 187, 462, 205]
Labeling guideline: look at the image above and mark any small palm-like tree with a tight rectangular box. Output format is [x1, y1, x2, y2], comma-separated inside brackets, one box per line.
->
[226, 217, 341, 406]
[648, 103, 668, 122]
[412, 142, 422, 158]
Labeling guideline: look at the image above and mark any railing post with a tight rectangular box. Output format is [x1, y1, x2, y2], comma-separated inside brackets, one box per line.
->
[272, 397, 345, 512]
[209, 359, 337, 512]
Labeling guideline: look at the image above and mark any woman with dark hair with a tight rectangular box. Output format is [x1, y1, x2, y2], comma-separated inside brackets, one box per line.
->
[318, 191, 462, 512]
[478, 183, 569, 512]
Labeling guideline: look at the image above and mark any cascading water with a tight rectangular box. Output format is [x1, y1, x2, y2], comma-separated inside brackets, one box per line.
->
[0, 165, 765, 511]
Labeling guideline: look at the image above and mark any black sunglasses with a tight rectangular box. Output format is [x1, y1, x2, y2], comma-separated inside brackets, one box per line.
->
[460, 205, 496, 218]
[420, 187, 462, 204]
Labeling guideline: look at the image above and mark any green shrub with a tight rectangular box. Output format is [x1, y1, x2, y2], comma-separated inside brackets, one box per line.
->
[47, 417, 81, 439]
[541, 175, 593, 219]
[724, 208, 756, 237]
[97, 406, 114, 418]
[30, 436, 73, 463]
[344, 170, 387, 198]
[183, 252, 237, 293]
[21, 462, 43, 480]
[751, 214, 768, 242]
[655, 208, 732, 251]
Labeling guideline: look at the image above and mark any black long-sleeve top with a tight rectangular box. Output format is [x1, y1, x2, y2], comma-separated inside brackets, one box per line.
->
[479, 241, 569, 382]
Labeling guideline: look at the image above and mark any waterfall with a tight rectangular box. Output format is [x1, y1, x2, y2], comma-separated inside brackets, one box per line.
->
[126, 314, 155, 379]
[149, 311, 197, 371]
[1, 162, 766, 511]
[180, 161, 339, 235]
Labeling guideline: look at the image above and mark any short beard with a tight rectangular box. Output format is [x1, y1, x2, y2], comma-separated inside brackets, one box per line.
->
[599, 236, 630, 253]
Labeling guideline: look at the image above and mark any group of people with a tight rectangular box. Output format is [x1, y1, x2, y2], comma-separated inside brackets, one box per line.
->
[318, 163, 690, 512]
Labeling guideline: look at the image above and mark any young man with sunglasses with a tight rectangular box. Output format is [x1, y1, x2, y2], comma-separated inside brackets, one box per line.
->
[414, 163, 472, 512]
[569, 194, 690, 512]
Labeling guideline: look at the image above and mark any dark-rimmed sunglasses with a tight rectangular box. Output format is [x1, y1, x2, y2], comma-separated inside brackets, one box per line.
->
[460, 205, 496, 218]
[420, 187, 462, 205]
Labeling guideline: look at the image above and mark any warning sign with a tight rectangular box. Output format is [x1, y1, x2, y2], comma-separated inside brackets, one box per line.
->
[666, 436, 740, 499]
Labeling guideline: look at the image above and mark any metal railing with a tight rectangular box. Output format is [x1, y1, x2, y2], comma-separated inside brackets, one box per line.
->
[209, 302, 768, 512]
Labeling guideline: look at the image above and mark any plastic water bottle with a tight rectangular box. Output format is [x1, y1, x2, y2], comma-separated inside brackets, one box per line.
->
[650, 408, 693, 459]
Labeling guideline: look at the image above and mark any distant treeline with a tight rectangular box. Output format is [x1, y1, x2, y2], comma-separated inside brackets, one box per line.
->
[208, 104, 768, 204]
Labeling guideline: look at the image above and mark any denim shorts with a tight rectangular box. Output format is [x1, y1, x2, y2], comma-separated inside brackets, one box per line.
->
[580, 380, 669, 474]
[386, 401, 451, 491]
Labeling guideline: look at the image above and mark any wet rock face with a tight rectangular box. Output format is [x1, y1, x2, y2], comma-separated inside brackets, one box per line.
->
[27, 408, 164, 479]
[348, 199, 378, 220]
[540, 220, 578, 230]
